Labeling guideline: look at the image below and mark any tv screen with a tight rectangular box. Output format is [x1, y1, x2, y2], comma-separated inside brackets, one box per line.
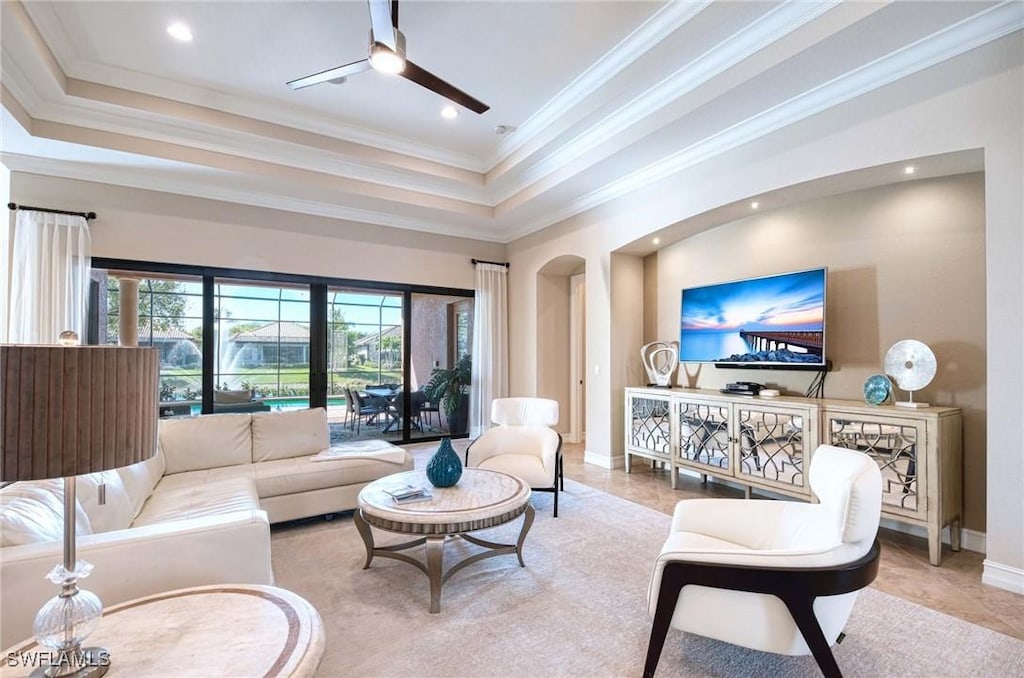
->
[679, 268, 826, 367]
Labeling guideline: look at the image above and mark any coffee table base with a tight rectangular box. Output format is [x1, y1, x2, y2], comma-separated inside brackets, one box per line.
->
[354, 505, 535, 613]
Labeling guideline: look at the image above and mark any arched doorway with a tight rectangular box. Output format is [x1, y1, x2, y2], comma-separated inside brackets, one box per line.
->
[536, 255, 586, 442]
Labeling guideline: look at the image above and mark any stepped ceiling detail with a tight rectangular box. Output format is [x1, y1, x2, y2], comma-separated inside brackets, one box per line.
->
[1, 1, 1020, 242]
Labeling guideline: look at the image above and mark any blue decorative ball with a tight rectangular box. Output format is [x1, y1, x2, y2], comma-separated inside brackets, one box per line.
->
[426, 437, 463, 488]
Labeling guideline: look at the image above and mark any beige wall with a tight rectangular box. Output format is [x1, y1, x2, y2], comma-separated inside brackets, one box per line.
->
[536, 272, 571, 434]
[507, 42, 1022, 583]
[653, 173, 986, 530]
[8, 173, 504, 290]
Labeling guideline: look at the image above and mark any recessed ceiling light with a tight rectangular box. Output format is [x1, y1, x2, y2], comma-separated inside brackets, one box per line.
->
[441, 105, 458, 120]
[904, 166, 916, 175]
[751, 201, 760, 209]
[167, 22, 193, 42]
[652, 237, 661, 245]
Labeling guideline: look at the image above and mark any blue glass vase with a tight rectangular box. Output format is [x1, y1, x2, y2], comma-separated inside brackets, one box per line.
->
[426, 437, 462, 488]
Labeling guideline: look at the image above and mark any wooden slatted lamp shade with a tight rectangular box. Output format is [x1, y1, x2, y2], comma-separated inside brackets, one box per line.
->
[0, 344, 159, 677]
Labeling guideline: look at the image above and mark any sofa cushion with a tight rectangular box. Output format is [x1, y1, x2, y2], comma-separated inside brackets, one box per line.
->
[253, 453, 411, 498]
[159, 413, 252, 474]
[251, 408, 328, 463]
[132, 477, 260, 527]
[77, 471, 134, 533]
[0, 480, 92, 546]
[116, 449, 167, 521]
[150, 465, 256, 495]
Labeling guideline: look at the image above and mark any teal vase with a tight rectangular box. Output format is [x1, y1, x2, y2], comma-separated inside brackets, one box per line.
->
[426, 437, 462, 488]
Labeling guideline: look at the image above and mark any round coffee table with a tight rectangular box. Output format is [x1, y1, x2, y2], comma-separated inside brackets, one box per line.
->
[355, 468, 534, 613]
[1, 585, 324, 677]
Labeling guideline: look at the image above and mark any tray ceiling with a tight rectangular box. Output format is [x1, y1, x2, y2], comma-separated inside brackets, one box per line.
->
[2, 1, 1020, 242]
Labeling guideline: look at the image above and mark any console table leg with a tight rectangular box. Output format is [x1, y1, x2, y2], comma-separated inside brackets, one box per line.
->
[927, 523, 942, 566]
[950, 518, 962, 552]
[426, 536, 446, 613]
[354, 511, 374, 569]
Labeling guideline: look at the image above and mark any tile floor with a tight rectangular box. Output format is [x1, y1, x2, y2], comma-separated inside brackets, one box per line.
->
[551, 441, 1024, 640]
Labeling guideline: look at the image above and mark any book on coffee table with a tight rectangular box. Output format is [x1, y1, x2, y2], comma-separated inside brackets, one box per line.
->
[382, 484, 434, 504]
[392, 489, 433, 505]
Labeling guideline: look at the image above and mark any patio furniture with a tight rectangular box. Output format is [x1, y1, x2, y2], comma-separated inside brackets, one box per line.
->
[350, 389, 388, 433]
[383, 390, 427, 433]
[418, 389, 440, 430]
[213, 388, 270, 414]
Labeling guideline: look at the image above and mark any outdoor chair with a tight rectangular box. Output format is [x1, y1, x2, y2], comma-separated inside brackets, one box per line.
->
[418, 389, 440, 430]
[466, 398, 563, 516]
[643, 445, 883, 678]
[350, 388, 387, 433]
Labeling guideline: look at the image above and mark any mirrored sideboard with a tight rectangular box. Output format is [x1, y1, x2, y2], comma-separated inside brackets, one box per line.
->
[624, 387, 963, 565]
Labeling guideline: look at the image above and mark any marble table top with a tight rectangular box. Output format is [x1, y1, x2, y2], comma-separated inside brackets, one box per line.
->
[2, 585, 324, 678]
[358, 468, 531, 535]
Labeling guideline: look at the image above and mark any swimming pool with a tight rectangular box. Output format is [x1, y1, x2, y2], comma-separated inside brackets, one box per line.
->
[179, 396, 346, 416]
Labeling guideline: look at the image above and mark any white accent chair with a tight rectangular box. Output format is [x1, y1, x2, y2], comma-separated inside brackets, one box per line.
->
[465, 398, 563, 516]
[644, 445, 883, 678]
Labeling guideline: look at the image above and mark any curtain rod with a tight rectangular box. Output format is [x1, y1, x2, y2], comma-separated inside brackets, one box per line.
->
[471, 258, 509, 268]
[8, 202, 97, 220]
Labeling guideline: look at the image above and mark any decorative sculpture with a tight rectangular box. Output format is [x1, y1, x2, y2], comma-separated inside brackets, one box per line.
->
[883, 339, 936, 408]
[641, 341, 679, 388]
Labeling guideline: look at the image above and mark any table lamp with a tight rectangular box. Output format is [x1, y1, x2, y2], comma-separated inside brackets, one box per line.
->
[0, 340, 159, 678]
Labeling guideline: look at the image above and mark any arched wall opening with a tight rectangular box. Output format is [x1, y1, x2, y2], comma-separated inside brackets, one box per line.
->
[536, 255, 586, 439]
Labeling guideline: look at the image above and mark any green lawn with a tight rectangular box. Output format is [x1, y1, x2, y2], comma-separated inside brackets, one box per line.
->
[159, 364, 402, 398]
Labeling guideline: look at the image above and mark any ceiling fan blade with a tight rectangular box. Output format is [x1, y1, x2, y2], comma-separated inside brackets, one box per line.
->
[368, 0, 397, 49]
[287, 59, 371, 90]
[401, 60, 490, 114]
[392, 0, 399, 28]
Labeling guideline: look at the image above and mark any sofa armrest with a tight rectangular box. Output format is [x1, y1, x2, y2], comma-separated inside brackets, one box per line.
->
[1, 510, 272, 647]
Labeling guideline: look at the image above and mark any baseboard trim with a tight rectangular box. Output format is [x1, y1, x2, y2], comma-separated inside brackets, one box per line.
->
[878, 518, 987, 555]
[982, 559, 1024, 594]
[584, 451, 624, 470]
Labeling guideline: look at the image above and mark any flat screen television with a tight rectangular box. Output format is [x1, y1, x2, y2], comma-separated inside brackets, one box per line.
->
[679, 267, 827, 368]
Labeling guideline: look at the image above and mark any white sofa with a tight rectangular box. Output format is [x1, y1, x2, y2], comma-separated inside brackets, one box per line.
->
[0, 407, 413, 646]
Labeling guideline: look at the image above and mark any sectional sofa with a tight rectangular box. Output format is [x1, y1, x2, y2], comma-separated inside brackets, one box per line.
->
[0, 407, 413, 646]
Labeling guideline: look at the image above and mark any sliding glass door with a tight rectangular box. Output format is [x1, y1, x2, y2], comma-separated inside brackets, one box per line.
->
[90, 259, 473, 443]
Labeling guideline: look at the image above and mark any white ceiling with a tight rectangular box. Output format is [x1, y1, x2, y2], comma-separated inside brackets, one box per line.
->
[2, 1, 1021, 242]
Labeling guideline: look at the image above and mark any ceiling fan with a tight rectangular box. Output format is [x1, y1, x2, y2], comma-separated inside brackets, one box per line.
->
[287, 0, 490, 114]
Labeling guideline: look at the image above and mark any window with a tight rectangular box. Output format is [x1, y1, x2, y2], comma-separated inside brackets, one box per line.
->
[101, 273, 204, 409]
[89, 258, 473, 443]
[214, 280, 311, 402]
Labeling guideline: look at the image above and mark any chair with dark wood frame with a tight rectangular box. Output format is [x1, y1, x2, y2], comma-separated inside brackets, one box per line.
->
[644, 540, 881, 678]
[642, 445, 883, 678]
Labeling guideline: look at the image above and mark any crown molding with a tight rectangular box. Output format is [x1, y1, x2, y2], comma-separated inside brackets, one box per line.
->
[29, 98, 491, 205]
[1, 152, 505, 243]
[485, 0, 711, 173]
[508, 1, 1024, 241]
[491, 0, 839, 205]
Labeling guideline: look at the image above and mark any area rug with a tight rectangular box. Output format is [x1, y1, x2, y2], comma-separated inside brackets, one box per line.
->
[271, 481, 1024, 678]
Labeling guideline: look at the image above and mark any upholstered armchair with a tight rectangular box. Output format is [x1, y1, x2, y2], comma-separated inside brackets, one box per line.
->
[644, 445, 883, 678]
[465, 398, 563, 516]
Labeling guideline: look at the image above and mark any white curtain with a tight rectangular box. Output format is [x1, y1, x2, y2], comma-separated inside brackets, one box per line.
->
[8, 210, 91, 343]
[470, 263, 509, 438]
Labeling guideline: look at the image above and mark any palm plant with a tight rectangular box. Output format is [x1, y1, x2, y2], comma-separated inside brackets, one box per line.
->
[423, 354, 472, 419]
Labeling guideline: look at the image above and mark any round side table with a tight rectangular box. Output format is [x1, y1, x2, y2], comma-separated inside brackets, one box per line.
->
[1, 585, 324, 678]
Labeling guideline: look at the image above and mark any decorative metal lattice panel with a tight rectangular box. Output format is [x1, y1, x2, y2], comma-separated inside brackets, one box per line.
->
[829, 418, 919, 512]
[676, 402, 730, 470]
[629, 396, 671, 455]
[735, 408, 805, 487]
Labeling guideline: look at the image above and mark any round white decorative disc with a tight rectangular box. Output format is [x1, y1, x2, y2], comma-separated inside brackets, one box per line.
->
[883, 339, 937, 391]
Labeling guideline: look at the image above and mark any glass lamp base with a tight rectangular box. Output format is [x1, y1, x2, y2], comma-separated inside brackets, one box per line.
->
[28, 646, 109, 678]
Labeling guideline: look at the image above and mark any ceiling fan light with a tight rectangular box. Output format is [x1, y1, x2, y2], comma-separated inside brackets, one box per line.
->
[369, 43, 406, 74]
